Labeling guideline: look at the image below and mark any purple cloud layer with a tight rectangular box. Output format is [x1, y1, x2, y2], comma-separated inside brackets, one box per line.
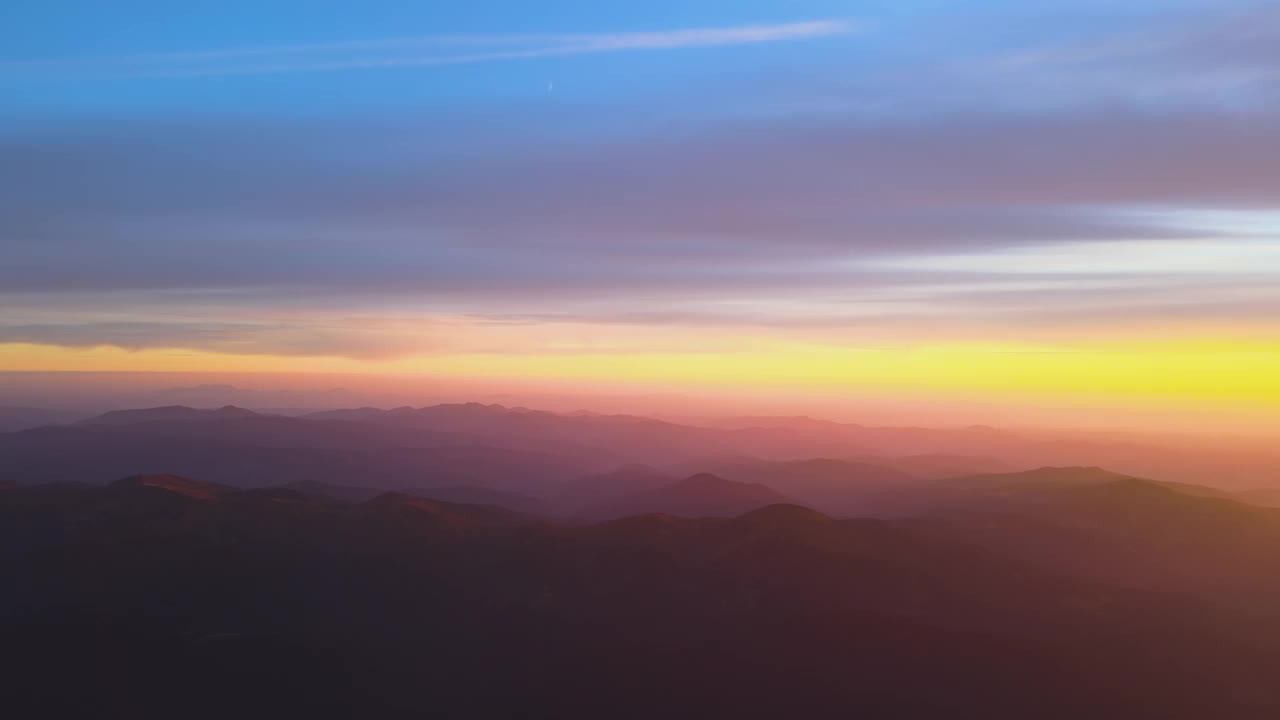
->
[2, 2, 1279, 358]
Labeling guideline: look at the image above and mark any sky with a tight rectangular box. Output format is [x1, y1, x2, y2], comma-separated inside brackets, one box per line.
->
[2, 1, 1279, 430]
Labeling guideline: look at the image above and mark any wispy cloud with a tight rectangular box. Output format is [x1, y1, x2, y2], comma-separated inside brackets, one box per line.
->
[969, 4, 1280, 105]
[1, 20, 853, 78]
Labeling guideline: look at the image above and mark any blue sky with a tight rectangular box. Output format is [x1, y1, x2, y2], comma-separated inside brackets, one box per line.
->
[1, 0, 1241, 118]
[1, 0, 1279, 364]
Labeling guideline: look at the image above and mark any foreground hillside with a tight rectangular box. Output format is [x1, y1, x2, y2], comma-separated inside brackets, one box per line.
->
[6, 475, 1280, 719]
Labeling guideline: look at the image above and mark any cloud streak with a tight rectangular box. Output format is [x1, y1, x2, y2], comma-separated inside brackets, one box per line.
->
[0, 20, 853, 78]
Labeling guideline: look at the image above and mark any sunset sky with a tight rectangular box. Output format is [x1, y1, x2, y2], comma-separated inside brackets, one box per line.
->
[3, 1, 1279, 429]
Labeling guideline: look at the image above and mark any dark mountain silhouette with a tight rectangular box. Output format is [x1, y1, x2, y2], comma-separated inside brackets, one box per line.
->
[113, 472, 233, 500]
[0, 419, 595, 494]
[282, 479, 543, 512]
[703, 415, 1280, 489]
[948, 465, 1137, 490]
[308, 402, 779, 461]
[996, 435, 1280, 490]
[6, 476, 1280, 718]
[709, 415, 862, 431]
[359, 491, 535, 531]
[14, 401, 1280, 497]
[386, 484, 544, 513]
[343, 404, 1280, 487]
[0, 405, 78, 432]
[581, 472, 799, 521]
[915, 466, 1234, 512]
[1236, 487, 1280, 508]
[857, 452, 1014, 479]
[555, 463, 676, 514]
[911, 475, 1280, 612]
[80, 404, 264, 425]
[691, 457, 926, 516]
[283, 479, 391, 502]
[728, 502, 837, 535]
[12, 402, 1279, 524]
[66, 404, 551, 453]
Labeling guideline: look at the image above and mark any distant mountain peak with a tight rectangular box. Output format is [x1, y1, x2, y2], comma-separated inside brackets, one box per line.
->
[958, 466, 1139, 488]
[110, 474, 230, 500]
[677, 472, 736, 488]
[1028, 466, 1135, 481]
[364, 491, 449, 513]
[80, 405, 263, 426]
[734, 503, 833, 528]
[362, 491, 531, 529]
[1062, 476, 1184, 502]
[583, 472, 793, 521]
[716, 415, 862, 430]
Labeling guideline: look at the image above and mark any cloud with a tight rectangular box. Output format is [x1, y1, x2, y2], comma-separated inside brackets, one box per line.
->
[876, 239, 1280, 275]
[966, 3, 1280, 108]
[5, 269, 1277, 359]
[0, 320, 445, 359]
[0, 20, 853, 78]
[5, 107, 1278, 276]
[3, 5, 1280, 360]
[3, 102, 1280, 360]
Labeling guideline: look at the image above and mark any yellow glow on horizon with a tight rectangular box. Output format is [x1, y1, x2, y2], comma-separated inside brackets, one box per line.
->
[0, 343, 369, 374]
[2, 338, 1278, 409]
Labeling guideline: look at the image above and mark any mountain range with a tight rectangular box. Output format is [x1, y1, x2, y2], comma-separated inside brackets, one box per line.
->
[5, 402, 1280, 521]
[7, 400, 1280, 717]
[7, 470, 1280, 718]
